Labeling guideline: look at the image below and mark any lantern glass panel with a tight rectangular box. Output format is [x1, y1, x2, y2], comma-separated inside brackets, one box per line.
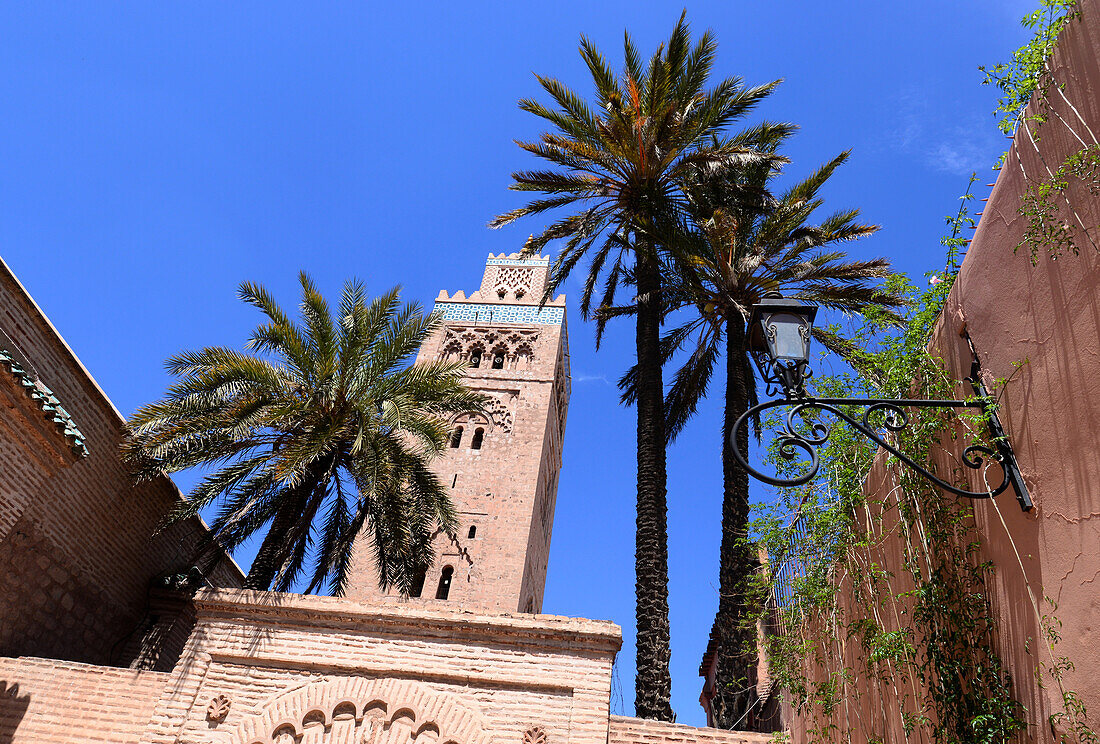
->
[766, 312, 810, 362]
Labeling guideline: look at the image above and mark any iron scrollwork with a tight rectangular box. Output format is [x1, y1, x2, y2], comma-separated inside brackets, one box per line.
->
[730, 395, 1033, 511]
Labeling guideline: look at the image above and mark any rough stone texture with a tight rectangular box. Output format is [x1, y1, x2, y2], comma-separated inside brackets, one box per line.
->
[0, 656, 169, 743]
[346, 254, 570, 614]
[0, 255, 243, 666]
[608, 716, 774, 744]
[139, 589, 621, 744]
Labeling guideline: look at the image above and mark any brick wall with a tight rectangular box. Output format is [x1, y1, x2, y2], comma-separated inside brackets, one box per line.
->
[0, 656, 169, 744]
[140, 589, 621, 744]
[0, 257, 242, 666]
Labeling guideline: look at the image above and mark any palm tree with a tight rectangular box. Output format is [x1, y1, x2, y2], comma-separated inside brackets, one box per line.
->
[490, 14, 785, 720]
[623, 148, 904, 728]
[123, 274, 485, 596]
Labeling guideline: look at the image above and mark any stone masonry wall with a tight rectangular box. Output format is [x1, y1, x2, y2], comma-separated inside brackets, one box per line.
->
[346, 254, 568, 614]
[0, 656, 169, 744]
[0, 257, 242, 665]
[140, 589, 621, 744]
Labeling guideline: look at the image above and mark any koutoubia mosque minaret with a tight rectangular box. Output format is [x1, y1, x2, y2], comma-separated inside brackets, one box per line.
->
[346, 253, 570, 614]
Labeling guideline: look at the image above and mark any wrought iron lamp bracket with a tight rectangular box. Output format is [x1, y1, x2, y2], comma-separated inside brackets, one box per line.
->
[730, 380, 1033, 512]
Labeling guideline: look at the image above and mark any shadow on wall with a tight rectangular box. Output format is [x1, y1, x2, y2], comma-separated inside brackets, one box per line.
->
[0, 681, 30, 744]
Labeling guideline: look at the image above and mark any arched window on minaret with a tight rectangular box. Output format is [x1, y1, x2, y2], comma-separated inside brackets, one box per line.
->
[409, 566, 427, 598]
[514, 344, 533, 371]
[441, 340, 462, 363]
[470, 428, 484, 450]
[491, 347, 507, 369]
[435, 566, 454, 600]
[449, 426, 464, 448]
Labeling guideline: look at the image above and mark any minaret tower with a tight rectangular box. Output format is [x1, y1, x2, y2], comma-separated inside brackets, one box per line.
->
[346, 253, 570, 614]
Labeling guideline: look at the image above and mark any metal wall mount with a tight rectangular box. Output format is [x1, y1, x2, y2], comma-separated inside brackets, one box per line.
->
[730, 357, 1033, 512]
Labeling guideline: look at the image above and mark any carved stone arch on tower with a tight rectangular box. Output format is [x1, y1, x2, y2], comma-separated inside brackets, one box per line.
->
[512, 342, 534, 371]
[232, 677, 494, 744]
[489, 344, 509, 370]
[451, 412, 493, 433]
[441, 339, 463, 363]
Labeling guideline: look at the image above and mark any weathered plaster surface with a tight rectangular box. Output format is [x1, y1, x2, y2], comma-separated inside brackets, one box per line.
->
[786, 1, 1100, 740]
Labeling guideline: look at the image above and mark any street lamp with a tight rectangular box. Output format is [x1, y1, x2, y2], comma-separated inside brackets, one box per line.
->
[731, 297, 1032, 511]
[747, 297, 818, 398]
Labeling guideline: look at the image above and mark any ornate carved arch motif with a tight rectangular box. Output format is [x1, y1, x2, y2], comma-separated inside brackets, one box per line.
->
[484, 395, 514, 434]
[440, 328, 540, 370]
[232, 677, 494, 744]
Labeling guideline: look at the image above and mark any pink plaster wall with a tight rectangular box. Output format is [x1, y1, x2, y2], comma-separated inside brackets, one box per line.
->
[942, 0, 1100, 734]
[784, 2, 1100, 740]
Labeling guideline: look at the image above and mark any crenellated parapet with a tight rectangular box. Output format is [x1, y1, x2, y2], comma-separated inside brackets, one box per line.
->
[433, 254, 564, 309]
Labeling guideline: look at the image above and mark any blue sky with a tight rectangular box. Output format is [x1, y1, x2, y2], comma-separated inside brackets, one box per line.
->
[0, 1, 1034, 725]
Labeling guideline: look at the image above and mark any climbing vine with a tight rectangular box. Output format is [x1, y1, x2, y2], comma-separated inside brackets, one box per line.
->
[738, 5, 1100, 742]
[980, 0, 1080, 138]
[749, 175, 1097, 743]
[749, 184, 1026, 743]
[981, 0, 1100, 262]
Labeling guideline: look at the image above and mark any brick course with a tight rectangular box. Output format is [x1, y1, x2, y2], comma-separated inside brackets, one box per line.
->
[0, 656, 169, 743]
[608, 716, 774, 744]
[140, 589, 621, 744]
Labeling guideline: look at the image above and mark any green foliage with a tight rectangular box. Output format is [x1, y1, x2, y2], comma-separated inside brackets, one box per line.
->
[980, 0, 1100, 263]
[1017, 143, 1100, 262]
[979, 0, 1079, 137]
[123, 274, 485, 596]
[751, 178, 1032, 742]
[1042, 598, 1100, 743]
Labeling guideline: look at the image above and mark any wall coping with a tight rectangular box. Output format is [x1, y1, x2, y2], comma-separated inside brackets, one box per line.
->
[193, 589, 623, 655]
[608, 715, 776, 744]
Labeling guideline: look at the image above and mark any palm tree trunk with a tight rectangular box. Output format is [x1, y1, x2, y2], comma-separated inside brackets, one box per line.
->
[712, 316, 760, 729]
[633, 248, 674, 722]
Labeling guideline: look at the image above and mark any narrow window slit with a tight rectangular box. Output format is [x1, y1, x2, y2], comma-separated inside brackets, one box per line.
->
[436, 566, 454, 600]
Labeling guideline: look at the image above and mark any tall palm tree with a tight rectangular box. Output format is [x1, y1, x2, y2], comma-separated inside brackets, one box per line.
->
[490, 14, 786, 720]
[623, 148, 904, 728]
[123, 274, 485, 596]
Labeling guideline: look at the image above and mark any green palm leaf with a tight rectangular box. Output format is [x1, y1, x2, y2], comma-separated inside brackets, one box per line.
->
[123, 277, 485, 596]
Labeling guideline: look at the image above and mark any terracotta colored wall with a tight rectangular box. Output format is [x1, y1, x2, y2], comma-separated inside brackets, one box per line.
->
[785, 2, 1100, 741]
[0, 257, 242, 666]
[938, 0, 1100, 732]
[139, 589, 620, 744]
[0, 657, 168, 744]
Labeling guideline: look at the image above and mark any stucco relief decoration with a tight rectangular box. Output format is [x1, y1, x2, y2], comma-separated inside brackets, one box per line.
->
[439, 328, 539, 370]
[207, 693, 232, 723]
[522, 726, 547, 744]
[493, 267, 533, 299]
[485, 395, 514, 434]
[233, 677, 493, 744]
